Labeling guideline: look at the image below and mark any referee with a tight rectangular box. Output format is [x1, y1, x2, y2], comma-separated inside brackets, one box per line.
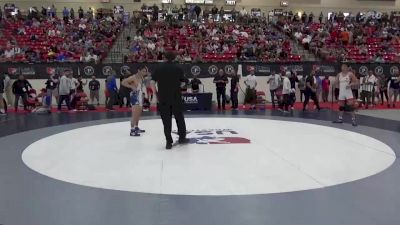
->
[151, 51, 188, 149]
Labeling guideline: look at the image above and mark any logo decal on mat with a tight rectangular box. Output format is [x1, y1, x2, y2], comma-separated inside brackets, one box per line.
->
[173, 129, 250, 144]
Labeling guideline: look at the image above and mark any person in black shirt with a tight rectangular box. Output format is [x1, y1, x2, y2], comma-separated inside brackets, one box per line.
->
[88, 76, 100, 105]
[213, 69, 229, 110]
[289, 71, 299, 109]
[151, 51, 188, 150]
[190, 75, 202, 93]
[12, 75, 32, 112]
[0, 73, 5, 115]
[230, 69, 240, 110]
[388, 71, 400, 108]
[78, 6, 84, 19]
[302, 71, 321, 111]
[45, 74, 59, 106]
[180, 75, 189, 93]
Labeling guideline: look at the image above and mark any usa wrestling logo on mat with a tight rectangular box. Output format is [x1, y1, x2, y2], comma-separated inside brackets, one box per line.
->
[173, 129, 250, 144]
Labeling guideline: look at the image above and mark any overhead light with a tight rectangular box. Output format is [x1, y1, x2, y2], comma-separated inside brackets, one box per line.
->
[280, 1, 289, 7]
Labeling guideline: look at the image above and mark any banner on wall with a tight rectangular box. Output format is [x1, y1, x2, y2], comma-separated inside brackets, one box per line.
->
[0, 62, 398, 79]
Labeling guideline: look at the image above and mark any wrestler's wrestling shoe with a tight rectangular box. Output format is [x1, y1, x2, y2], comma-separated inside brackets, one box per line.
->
[130, 128, 141, 137]
[135, 127, 146, 133]
[178, 138, 190, 144]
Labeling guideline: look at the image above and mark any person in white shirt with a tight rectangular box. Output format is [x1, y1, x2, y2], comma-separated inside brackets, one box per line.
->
[4, 48, 15, 59]
[280, 71, 293, 113]
[360, 70, 377, 109]
[147, 42, 156, 51]
[83, 50, 99, 63]
[294, 31, 303, 40]
[267, 71, 282, 108]
[244, 68, 257, 109]
[78, 22, 86, 30]
[3, 73, 12, 106]
[240, 7, 247, 17]
[48, 29, 56, 36]
[58, 72, 72, 110]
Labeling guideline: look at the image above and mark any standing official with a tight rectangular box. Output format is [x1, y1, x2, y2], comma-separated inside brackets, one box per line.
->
[213, 69, 228, 110]
[151, 52, 188, 150]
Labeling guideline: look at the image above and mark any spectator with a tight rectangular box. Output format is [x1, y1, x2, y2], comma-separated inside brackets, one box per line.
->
[12, 75, 32, 112]
[45, 73, 59, 106]
[82, 49, 99, 63]
[319, 12, 323, 23]
[3, 73, 12, 106]
[298, 75, 307, 102]
[360, 70, 377, 109]
[280, 71, 292, 113]
[213, 69, 228, 110]
[76, 76, 87, 92]
[4, 46, 15, 60]
[322, 75, 331, 102]
[289, 71, 299, 109]
[70, 8, 75, 19]
[388, 71, 400, 108]
[267, 71, 281, 108]
[377, 74, 389, 106]
[32, 88, 51, 114]
[62, 7, 69, 22]
[244, 67, 257, 109]
[58, 72, 72, 110]
[106, 71, 118, 110]
[88, 75, 100, 105]
[230, 70, 239, 110]
[78, 6, 84, 19]
[189, 75, 202, 93]
[303, 70, 321, 111]
[351, 69, 360, 100]
[0, 73, 6, 115]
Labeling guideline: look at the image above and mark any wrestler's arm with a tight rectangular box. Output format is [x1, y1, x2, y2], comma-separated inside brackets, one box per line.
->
[121, 75, 137, 90]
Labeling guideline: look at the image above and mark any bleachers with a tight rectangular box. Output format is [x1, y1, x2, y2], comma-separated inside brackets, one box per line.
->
[0, 17, 122, 62]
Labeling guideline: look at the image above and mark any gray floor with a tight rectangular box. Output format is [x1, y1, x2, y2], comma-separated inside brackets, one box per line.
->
[0, 111, 399, 225]
[357, 109, 400, 121]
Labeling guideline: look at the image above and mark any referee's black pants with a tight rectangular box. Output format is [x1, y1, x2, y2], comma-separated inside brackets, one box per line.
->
[159, 102, 186, 144]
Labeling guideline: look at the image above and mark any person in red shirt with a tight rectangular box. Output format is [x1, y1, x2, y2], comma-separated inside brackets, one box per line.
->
[322, 75, 331, 102]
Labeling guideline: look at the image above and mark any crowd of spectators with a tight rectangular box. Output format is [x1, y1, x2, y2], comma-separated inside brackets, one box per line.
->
[0, 4, 123, 63]
[126, 19, 301, 63]
[277, 11, 400, 63]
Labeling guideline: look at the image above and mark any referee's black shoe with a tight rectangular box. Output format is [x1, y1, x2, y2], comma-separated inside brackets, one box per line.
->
[178, 138, 190, 144]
